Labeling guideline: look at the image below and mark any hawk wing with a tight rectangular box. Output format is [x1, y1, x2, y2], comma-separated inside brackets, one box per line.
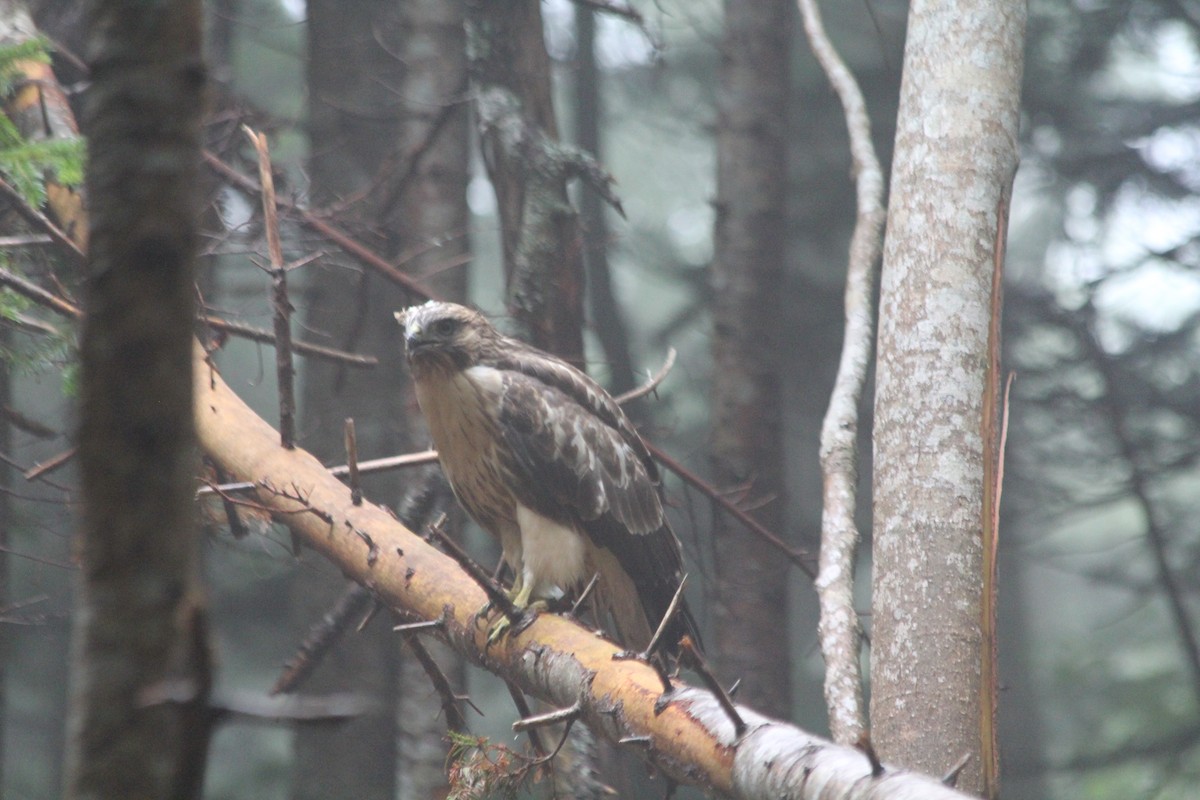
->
[490, 356, 698, 653]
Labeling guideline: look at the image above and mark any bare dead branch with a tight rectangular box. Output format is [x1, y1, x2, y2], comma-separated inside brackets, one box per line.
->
[425, 516, 521, 625]
[568, 572, 600, 618]
[0, 233, 53, 247]
[647, 442, 817, 578]
[208, 461, 248, 539]
[202, 149, 437, 300]
[613, 347, 676, 405]
[344, 418, 362, 506]
[505, 681, 548, 759]
[0, 177, 86, 267]
[799, 0, 886, 747]
[0, 265, 81, 318]
[202, 314, 377, 367]
[197, 449, 440, 498]
[23, 446, 75, 481]
[392, 619, 444, 633]
[679, 636, 745, 738]
[1, 405, 58, 438]
[402, 630, 474, 733]
[243, 127, 297, 450]
[512, 701, 582, 733]
[272, 584, 375, 695]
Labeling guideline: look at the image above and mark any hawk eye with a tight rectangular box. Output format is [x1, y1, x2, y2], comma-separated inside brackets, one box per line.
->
[431, 318, 458, 337]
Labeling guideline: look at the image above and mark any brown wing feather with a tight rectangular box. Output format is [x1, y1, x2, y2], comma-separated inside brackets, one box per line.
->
[495, 370, 699, 653]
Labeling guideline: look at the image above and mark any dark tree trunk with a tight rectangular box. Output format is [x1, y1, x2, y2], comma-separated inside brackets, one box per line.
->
[295, 1, 470, 797]
[389, 2, 470, 798]
[574, 6, 635, 397]
[467, 0, 585, 361]
[710, 0, 793, 716]
[291, 3, 409, 798]
[65, 2, 207, 797]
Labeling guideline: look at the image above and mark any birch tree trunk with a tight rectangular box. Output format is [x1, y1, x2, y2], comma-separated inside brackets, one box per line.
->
[65, 2, 207, 796]
[711, 0, 792, 716]
[870, 0, 1025, 793]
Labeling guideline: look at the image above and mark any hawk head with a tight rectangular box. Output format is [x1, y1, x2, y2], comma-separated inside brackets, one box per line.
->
[395, 301, 498, 377]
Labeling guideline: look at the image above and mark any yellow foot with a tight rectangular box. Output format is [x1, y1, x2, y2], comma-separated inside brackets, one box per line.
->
[486, 579, 546, 647]
[486, 599, 548, 645]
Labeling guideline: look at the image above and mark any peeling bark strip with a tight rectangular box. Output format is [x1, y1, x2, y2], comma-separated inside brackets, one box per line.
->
[67, 1, 208, 798]
[870, 0, 1025, 794]
[193, 342, 976, 800]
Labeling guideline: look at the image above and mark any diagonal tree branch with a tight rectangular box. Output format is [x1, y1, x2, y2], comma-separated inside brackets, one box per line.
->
[193, 340, 976, 800]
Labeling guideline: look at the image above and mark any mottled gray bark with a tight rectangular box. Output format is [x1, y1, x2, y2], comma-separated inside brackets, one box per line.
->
[710, 0, 793, 716]
[65, 2, 207, 797]
[466, 0, 585, 361]
[870, 0, 1025, 793]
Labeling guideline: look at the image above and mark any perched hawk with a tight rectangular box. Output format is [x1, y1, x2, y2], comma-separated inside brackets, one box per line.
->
[396, 300, 698, 656]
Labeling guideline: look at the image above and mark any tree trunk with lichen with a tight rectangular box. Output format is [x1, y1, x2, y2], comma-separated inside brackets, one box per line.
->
[466, 0, 585, 362]
[870, 0, 1024, 794]
[65, 2, 208, 797]
[710, 0, 793, 717]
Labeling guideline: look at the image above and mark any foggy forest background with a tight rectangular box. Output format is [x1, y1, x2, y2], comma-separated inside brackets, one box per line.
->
[1, 1, 1198, 799]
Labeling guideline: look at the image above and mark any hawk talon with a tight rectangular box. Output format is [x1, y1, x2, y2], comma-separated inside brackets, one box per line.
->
[485, 599, 547, 646]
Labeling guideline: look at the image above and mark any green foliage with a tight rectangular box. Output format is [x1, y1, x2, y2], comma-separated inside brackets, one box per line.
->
[0, 40, 83, 391]
[0, 37, 49, 95]
[0, 38, 85, 208]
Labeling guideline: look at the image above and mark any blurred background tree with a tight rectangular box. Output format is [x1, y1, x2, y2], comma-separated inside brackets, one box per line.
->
[0, 0, 1195, 798]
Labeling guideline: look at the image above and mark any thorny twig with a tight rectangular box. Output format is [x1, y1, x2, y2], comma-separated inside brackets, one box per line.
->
[425, 516, 521, 625]
[613, 347, 676, 405]
[648, 442, 818, 578]
[272, 585, 375, 695]
[344, 418, 362, 506]
[258, 480, 334, 525]
[402, 630, 476, 733]
[678, 636, 745, 737]
[23, 446, 75, 481]
[505, 681, 548, 759]
[243, 126, 297, 449]
[202, 150, 437, 301]
[197, 449, 439, 498]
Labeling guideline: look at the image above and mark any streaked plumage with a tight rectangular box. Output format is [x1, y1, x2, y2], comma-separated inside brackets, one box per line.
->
[397, 300, 698, 655]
